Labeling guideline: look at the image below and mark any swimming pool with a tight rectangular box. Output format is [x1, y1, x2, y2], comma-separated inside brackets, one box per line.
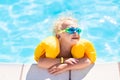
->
[0, 0, 120, 63]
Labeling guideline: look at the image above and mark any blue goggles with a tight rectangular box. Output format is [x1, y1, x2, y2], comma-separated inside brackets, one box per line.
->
[59, 27, 82, 34]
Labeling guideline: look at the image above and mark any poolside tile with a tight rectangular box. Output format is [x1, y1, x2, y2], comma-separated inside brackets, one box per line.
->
[0, 63, 23, 80]
[71, 63, 120, 80]
[21, 64, 69, 80]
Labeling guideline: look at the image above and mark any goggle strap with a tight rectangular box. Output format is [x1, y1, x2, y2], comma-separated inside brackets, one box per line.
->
[58, 30, 65, 34]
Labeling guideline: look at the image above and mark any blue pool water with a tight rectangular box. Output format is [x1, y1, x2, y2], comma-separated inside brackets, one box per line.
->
[0, 0, 120, 63]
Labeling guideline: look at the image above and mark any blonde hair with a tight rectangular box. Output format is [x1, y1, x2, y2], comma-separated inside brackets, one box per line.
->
[53, 16, 78, 35]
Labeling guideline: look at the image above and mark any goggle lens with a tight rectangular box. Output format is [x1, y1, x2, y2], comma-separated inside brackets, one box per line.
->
[65, 27, 81, 34]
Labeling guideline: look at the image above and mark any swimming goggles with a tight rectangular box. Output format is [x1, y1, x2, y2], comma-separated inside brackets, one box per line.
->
[58, 27, 82, 34]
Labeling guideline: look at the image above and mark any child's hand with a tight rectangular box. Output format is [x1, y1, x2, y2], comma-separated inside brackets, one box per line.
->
[64, 58, 79, 65]
[48, 63, 68, 75]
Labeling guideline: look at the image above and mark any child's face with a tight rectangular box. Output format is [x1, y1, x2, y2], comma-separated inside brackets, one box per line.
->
[59, 20, 80, 45]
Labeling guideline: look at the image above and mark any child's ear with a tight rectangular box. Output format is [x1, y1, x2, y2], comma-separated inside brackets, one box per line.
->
[56, 34, 61, 38]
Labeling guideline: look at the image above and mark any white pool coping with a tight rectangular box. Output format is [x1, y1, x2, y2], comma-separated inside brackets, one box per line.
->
[0, 62, 120, 80]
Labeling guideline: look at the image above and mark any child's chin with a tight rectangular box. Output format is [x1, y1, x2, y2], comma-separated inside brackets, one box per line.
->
[71, 40, 78, 45]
